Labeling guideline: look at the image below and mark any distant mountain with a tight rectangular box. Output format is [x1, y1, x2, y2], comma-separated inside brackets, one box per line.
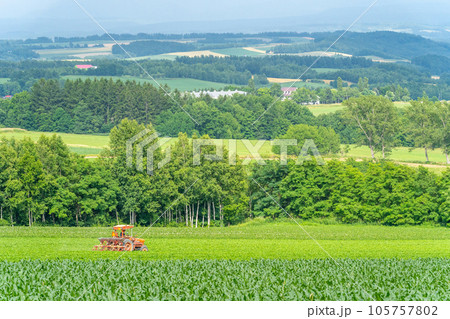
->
[310, 31, 450, 59]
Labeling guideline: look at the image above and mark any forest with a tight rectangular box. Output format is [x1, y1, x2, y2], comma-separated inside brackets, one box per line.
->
[0, 118, 448, 227]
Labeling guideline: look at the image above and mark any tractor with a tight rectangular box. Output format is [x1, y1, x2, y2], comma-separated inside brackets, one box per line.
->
[92, 225, 148, 251]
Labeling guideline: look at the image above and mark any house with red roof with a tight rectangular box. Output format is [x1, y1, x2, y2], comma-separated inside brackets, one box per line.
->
[281, 87, 297, 98]
[75, 64, 97, 69]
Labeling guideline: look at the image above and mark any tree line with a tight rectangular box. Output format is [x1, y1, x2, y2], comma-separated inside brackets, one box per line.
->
[0, 119, 448, 227]
[0, 120, 247, 227]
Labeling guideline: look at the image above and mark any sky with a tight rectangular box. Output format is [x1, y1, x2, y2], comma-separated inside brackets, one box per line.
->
[0, 0, 449, 38]
[0, 0, 370, 21]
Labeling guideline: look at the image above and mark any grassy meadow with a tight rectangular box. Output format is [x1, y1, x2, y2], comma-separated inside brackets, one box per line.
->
[345, 145, 448, 164]
[0, 128, 107, 156]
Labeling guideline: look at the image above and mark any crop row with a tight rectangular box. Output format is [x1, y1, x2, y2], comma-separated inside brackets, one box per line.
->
[0, 258, 448, 301]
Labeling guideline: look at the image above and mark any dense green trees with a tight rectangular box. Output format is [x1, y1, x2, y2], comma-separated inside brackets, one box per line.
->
[405, 98, 450, 163]
[433, 101, 450, 164]
[344, 96, 398, 159]
[0, 119, 250, 227]
[0, 78, 322, 139]
[0, 78, 173, 133]
[0, 119, 448, 227]
[251, 160, 449, 226]
[412, 55, 450, 75]
[273, 124, 341, 156]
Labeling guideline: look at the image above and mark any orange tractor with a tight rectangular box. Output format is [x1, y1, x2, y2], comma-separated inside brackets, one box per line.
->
[92, 225, 148, 251]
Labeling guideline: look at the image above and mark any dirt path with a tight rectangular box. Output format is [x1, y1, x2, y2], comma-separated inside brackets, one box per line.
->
[396, 162, 449, 169]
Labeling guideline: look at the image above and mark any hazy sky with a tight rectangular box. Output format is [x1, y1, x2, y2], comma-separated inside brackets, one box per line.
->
[0, 0, 449, 38]
[1, 0, 448, 22]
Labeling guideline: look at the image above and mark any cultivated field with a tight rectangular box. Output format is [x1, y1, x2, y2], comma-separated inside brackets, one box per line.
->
[1, 259, 448, 301]
[1, 222, 448, 261]
[36, 46, 112, 59]
[0, 223, 448, 300]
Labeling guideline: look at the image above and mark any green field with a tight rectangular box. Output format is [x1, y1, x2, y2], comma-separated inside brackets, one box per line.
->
[280, 81, 330, 89]
[0, 129, 107, 156]
[0, 78, 10, 84]
[0, 223, 448, 300]
[1, 223, 448, 261]
[344, 145, 448, 164]
[307, 102, 411, 115]
[1, 258, 447, 301]
[61, 75, 229, 92]
[394, 101, 412, 108]
[307, 103, 346, 115]
[0, 129, 108, 148]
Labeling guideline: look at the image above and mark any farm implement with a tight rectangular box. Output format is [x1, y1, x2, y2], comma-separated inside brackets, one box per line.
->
[92, 225, 148, 252]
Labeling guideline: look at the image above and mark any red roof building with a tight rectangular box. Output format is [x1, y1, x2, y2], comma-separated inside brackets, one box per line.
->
[281, 87, 297, 97]
[75, 64, 97, 69]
